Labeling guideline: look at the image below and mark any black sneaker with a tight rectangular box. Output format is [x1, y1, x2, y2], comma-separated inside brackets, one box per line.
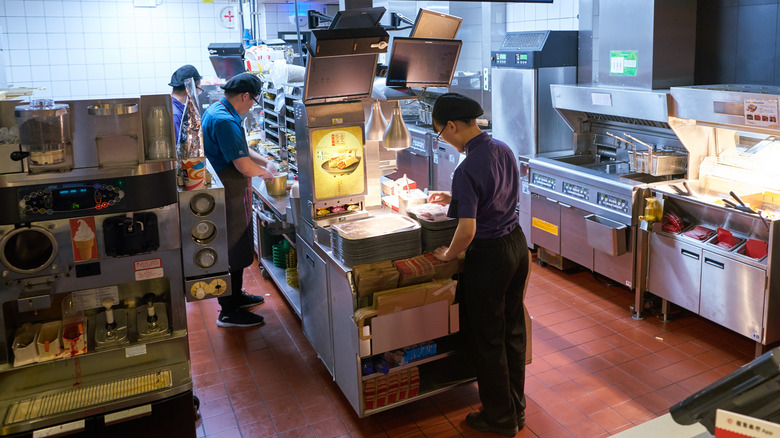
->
[217, 309, 265, 327]
[465, 411, 518, 437]
[238, 291, 265, 308]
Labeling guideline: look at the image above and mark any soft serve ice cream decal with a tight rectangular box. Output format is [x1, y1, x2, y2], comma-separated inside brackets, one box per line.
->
[70, 218, 97, 261]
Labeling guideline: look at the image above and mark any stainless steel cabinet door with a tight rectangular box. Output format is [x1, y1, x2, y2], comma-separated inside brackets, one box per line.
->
[700, 251, 766, 342]
[560, 203, 593, 269]
[432, 140, 460, 192]
[530, 194, 560, 253]
[298, 239, 334, 375]
[647, 233, 702, 313]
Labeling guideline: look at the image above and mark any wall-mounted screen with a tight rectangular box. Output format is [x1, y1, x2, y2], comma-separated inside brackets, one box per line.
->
[386, 38, 462, 88]
[303, 54, 377, 104]
[410, 9, 462, 39]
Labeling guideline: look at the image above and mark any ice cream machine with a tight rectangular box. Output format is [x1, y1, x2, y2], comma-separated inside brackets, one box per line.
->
[0, 95, 195, 436]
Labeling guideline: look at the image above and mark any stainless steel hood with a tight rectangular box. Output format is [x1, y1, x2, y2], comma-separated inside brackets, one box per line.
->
[551, 84, 673, 154]
[671, 84, 780, 133]
[669, 84, 780, 179]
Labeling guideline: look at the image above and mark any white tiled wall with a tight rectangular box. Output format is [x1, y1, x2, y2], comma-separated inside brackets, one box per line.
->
[1, 0, 579, 100]
[0, 0, 241, 100]
[506, 0, 579, 32]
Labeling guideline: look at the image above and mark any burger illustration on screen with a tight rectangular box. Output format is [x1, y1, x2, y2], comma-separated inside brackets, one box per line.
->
[747, 103, 758, 112]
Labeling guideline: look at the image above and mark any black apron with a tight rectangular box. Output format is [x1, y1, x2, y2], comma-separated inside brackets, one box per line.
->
[217, 164, 254, 271]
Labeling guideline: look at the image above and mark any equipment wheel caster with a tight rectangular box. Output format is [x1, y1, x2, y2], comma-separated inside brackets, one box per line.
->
[261, 267, 271, 280]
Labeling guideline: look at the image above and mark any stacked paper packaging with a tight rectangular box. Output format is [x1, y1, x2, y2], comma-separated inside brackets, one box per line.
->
[364, 367, 420, 410]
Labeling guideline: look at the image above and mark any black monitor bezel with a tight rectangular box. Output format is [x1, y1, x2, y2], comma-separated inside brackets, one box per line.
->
[328, 7, 385, 30]
[385, 37, 462, 89]
[209, 55, 247, 80]
[303, 53, 378, 104]
[410, 9, 462, 39]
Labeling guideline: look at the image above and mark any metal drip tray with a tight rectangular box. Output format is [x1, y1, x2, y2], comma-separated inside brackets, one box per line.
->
[5, 369, 172, 425]
[136, 303, 170, 340]
[94, 310, 129, 350]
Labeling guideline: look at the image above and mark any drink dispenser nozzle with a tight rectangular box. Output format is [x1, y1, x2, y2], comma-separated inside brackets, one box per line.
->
[144, 293, 158, 329]
[102, 298, 117, 340]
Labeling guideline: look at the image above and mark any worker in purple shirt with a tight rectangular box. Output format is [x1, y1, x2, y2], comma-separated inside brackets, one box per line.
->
[428, 93, 529, 437]
[169, 65, 202, 143]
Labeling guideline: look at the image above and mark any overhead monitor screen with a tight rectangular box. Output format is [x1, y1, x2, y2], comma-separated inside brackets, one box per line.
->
[386, 38, 462, 88]
[303, 54, 377, 104]
[328, 7, 385, 30]
[410, 9, 462, 39]
[209, 56, 247, 80]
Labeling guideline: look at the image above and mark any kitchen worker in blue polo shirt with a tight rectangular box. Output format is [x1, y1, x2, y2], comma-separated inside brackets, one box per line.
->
[203, 73, 277, 327]
[169, 64, 202, 143]
[428, 93, 529, 437]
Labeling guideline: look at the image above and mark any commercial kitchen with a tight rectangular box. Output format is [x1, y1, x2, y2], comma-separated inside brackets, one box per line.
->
[1, 0, 779, 437]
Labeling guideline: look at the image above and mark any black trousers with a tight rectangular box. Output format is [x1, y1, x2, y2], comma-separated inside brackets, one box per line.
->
[218, 269, 245, 312]
[460, 226, 529, 424]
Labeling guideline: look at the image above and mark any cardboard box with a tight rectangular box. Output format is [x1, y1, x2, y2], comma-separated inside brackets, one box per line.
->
[394, 178, 417, 194]
[371, 300, 450, 355]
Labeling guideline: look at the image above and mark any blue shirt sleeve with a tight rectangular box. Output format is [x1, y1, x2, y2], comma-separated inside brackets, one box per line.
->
[212, 118, 249, 164]
[172, 100, 184, 143]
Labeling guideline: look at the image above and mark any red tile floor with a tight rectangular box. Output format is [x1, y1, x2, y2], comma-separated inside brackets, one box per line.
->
[187, 256, 755, 438]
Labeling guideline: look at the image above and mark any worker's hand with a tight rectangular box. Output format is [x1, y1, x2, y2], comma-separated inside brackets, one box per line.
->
[433, 246, 454, 262]
[263, 162, 279, 180]
[428, 191, 451, 206]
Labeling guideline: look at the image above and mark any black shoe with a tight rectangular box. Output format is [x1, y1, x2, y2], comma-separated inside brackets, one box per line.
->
[238, 291, 265, 308]
[217, 309, 265, 327]
[465, 411, 518, 437]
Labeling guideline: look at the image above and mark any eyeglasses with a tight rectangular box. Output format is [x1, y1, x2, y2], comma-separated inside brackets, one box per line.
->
[196, 86, 204, 93]
[435, 122, 449, 140]
[250, 93, 261, 106]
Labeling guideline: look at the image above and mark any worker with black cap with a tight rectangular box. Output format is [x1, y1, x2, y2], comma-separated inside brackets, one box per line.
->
[203, 73, 277, 327]
[169, 64, 202, 143]
[428, 93, 529, 437]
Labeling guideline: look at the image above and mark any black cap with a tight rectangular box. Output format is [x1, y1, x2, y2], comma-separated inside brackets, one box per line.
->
[432, 93, 484, 125]
[221, 73, 263, 95]
[168, 65, 202, 87]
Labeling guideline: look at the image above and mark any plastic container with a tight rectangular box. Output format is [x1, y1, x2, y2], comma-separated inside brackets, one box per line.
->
[14, 99, 72, 172]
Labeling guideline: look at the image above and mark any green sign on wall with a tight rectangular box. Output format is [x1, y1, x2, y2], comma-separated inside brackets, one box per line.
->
[610, 51, 638, 76]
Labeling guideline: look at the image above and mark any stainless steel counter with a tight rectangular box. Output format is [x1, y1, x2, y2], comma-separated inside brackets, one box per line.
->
[251, 177, 291, 221]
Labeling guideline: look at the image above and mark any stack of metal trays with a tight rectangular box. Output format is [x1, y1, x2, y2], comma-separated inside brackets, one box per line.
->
[406, 204, 458, 252]
[407, 211, 457, 252]
[330, 215, 421, 267]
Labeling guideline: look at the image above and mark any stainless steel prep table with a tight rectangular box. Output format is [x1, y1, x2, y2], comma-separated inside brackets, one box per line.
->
[296, 216, 475, 417]
[251, 176, 300, 317]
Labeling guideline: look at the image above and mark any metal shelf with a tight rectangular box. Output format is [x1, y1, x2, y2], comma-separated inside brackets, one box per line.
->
[361, 350, 458, 380]
[260, 256, 301, 318]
